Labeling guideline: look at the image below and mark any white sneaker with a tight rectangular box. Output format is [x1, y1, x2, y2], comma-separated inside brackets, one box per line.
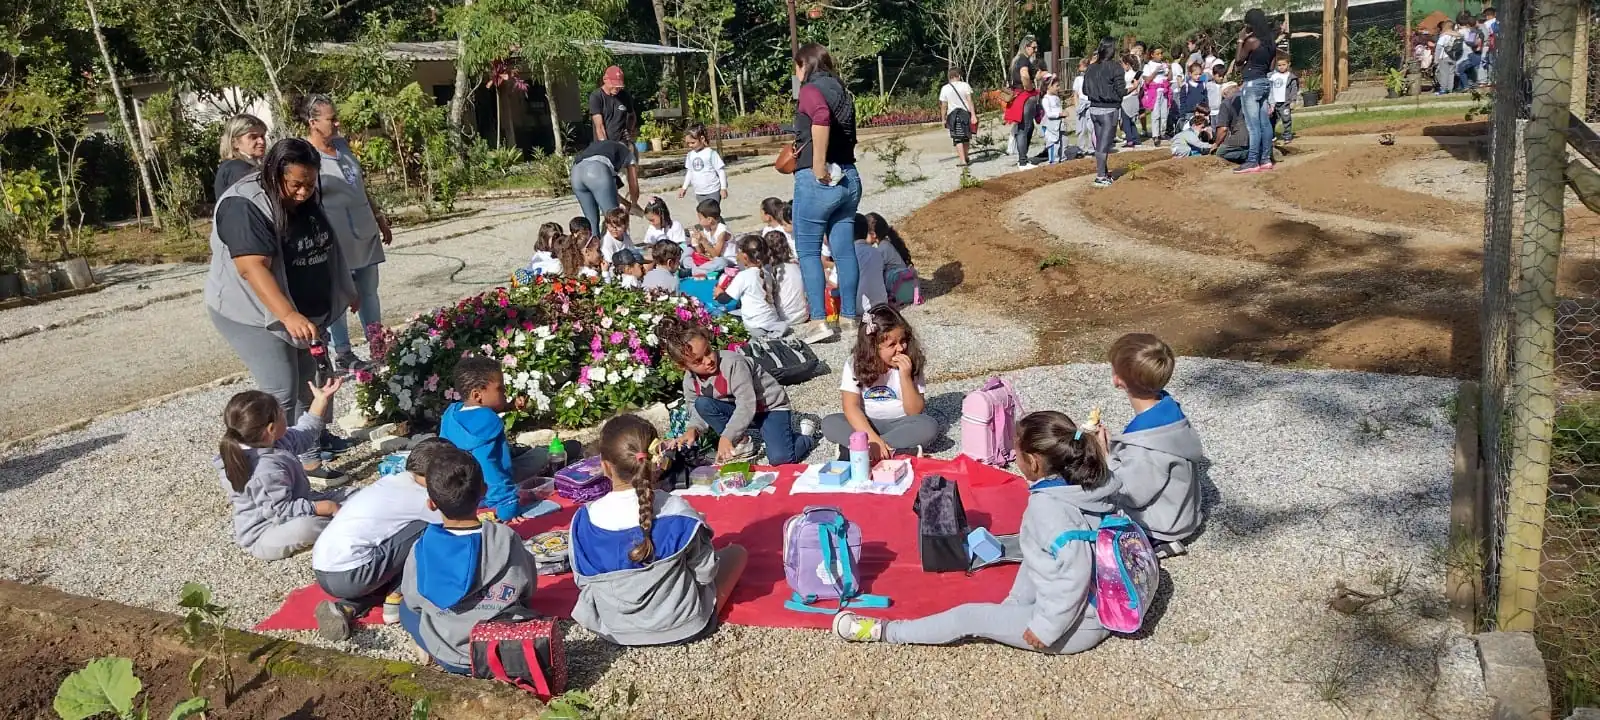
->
[837, 317, 858, 337]
[799, 417, 818, 439]
[800, 320, 835, 344]
[727, 437, 761, 462]
[832, 611, 885, 642]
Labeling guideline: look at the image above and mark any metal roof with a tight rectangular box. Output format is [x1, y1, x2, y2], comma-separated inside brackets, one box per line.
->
[310, 40, 704, 61]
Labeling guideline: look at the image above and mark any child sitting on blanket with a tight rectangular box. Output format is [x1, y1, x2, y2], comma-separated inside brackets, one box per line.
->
[400, 445, 539, 673]
[688, 199, 735, 276]
[571, 414, 748, 646]
[310, 438, 451, 641]
[659, 319, 816, 464]
[820, 304, 939, 461]
[216, 380, 342, 561]
[834, 410, 1115, 655]
[1103, 333, 1207, 556]
[439, 357, 545, 522]
[763, 230, 808, 326]
[716, 234, 792, 339]
[643, 241, 683, 293]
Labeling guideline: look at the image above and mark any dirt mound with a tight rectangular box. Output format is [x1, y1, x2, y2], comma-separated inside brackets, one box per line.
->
[1266, 147, 1482, 235]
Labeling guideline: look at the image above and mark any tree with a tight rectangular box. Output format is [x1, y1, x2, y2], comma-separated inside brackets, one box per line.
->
[82, 0, 162, 229]
[197, 0, 318, 134]
[929, 0, 1013, 84]
[669, 0, 734, 149]
[802, 8, 892, 83]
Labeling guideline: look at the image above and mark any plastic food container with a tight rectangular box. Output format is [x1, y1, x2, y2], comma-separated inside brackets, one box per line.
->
[517, 476, 556, 504]
[689, 466, 719, 487]
[817, 460, 852, 487]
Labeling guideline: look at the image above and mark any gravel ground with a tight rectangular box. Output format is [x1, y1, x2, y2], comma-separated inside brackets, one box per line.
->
[0, 127, 1029, 444]
[0, 356, 1488, 718]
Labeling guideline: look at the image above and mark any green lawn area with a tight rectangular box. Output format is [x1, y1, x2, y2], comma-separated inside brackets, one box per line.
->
[1295, 105, 1485, 133]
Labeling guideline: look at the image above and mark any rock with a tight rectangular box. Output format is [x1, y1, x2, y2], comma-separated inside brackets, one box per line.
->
[1567, 710, 1600, 720]
[515, 429, 555, 448]
[405, 433, 437, 449]
[1476, 631, 1551, 720]
[371, 434, 410, 453]
[338, 407, 375, 432]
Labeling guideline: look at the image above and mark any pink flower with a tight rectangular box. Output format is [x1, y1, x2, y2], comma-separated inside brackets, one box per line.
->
[609, 331, 625, 345]
[676, 307, 692, 322]
[523, 321, 536, 331]
[498, 337, 511, 349]
[628, 333, 642, 351]
[579, 366, 591, 385]
[632, 348, 652, 364]
[424, 374, 440, 391]
[444, 338, 456, 350]
[354, 369, 374, 383]
[444, 388, 461, 401]
[429, 327, 441, 337]
[507, 308, 519, 319]
[728, 341, 745, 352]
[590, 335, 603, 353]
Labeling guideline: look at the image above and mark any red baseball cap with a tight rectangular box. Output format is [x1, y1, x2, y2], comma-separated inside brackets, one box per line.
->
[603, 66, 625, 87]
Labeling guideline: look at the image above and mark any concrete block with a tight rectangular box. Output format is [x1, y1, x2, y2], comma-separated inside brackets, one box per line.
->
[1565, 709, 1600, 720]
[1477, 631, 1552, 720]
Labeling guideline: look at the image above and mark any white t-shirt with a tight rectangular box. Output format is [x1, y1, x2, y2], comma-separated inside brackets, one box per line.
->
[1269, 70, 1292, 104]
[600, 231, 635, 265]
[1203, 55, 1221, 75]
[1072, 74, 1087, 106]
[776, 262, 806, 323]
[938, 80, 974, 117]
[1042, 94, 1063, 122]
[693, 222, 734, 259]
[682, 147, 727, 196]
[854, 240, 887, 310]
[840, 358, 926, 421]
[310, 472, 442, 573]
[1142, 60, 1165, 79]
[526, 250, 562, 276]
[588, 489, 701, 530]
[725, 267, 787, 335]
[644, 220, 687, 248]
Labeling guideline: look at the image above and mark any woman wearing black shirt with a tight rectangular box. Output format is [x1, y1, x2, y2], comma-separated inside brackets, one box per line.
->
[1233, 8, 1278, 173]
[206, 138, 355, 477]
[569, 139, 636, 233]
[214, 114, 267, 199]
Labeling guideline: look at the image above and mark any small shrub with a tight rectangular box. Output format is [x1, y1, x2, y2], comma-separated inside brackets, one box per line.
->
[959, 169, 983, 189]
[481, 147, 524, 178]
[1038, 253, 1068, 271]
[872, 136, 926, 188]
[528, 149, 573, 195]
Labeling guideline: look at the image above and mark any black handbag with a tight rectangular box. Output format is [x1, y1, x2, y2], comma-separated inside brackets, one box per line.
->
[912, 475, 971, 572]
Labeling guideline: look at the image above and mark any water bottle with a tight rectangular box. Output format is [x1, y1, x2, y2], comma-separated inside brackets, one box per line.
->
[848, 431, 871, 484]
[547, 435, 567, 475]
[308, 340, 333, 386]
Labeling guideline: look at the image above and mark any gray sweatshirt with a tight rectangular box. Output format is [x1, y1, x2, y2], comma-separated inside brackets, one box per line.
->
[682, 350, 791, 441]
[570, 491, 718, 645]
[216, 412, 324, 551]
[315, 137, 385, 270]
[1015, 479, 1123, 644]
[1111, 416, 1207, 542]
[400, 521, 539, 669]
[203, 176, 356, 346]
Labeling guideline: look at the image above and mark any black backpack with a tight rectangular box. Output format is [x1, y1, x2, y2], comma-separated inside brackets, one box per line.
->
[913, 475, 970, 572]
[739, 336, 823, 385]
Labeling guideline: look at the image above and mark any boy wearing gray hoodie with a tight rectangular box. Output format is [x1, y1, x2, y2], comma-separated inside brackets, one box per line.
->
[399, 446, 539, 673]
[833, 411, 1113, 655]
[1105, 333, 1207, 553]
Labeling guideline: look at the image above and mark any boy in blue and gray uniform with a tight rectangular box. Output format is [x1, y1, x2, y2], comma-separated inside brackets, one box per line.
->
[1105, 333, 1207, 556]
[399, 445, 539, 673]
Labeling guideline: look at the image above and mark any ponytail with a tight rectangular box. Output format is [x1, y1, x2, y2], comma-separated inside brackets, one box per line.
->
[1016, 411, 1109, 488]
[219, 391, 281, 493]
[627, 463, 657, 564]
[599, 414, 662, 565]
[219, 430, 253, 492]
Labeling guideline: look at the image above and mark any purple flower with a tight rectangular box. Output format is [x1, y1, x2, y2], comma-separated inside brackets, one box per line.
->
[675, 307, 692, 321]
[590, 334, 603, 353]
[579, 366, 591, 385]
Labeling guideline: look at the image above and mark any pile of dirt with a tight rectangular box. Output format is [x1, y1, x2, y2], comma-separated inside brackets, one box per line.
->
[900, 137, 1488, 376]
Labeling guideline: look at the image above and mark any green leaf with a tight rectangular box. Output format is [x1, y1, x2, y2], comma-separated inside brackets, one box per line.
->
[177, 582, 211, 610]
[186, 659, 205, 694]
[410, 697, 431, 720]
[166, 697, 209, 720]
[182, 612, 203, 640]
[53, 657, 142, 720]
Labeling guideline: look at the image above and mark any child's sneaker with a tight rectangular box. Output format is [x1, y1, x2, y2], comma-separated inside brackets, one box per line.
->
[727, 437, 761, 463]
[1233, 163, 1261, 174]
[314, 600, 355, 642]
[1092, 177, 1113, 188]
[799, 320, 836, 345]
[799, 417, 819, 439]
[382, 592, 403, 624]
[833, 611, 885, 642]
[1155, 539, 1188, 559]
[1259, 161, 1275, 171]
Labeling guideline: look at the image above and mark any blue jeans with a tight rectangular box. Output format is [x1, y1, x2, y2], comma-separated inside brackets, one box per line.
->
[1455, 53, 1480, 91]
[694, 396, 815, 464]
[398, 602, 470, 675]
[1240, 77, 1275, 166]
[327, 264, 382, 355]
[793, 166, 862, 320]
[570, 157, 619, 234]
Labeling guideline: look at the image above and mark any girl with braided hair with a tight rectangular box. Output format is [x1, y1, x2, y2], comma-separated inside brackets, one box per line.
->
[570, 414, 748, 645]
[716, 234, 793, 338]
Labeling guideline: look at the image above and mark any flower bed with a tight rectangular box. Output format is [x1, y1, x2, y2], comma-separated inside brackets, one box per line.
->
[859, 110, 943, 128]
[355, 275, 747, 431]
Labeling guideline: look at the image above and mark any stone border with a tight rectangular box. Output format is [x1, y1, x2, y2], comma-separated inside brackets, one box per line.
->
[0, 580, 541, 720]
[1476, 631, 1552, 720]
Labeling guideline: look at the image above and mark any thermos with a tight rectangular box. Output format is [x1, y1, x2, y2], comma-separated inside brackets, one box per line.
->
[848, 431, 871, 484]
[548, 435, 567, 475]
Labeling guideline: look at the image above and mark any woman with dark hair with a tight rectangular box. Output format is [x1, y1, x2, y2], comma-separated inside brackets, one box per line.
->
[206, 137, 357, 480]
[1233, 8, 1278, 173]
[1003, 35, 1041, 168]
[1083, 38, 1127, 188]
[302, 94, 391, 371]
[790, 43, 861, 345]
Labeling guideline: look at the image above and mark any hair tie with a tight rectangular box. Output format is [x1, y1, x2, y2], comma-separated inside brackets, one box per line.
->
[862, 315, 879, 335]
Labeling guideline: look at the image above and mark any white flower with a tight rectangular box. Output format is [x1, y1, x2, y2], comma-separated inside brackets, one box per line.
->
[535, 394, 551, 412]
[535, 338, 547, 353]
[645, 333, 658, 346]
[601, 317, 614, 329]
[400, 373, 415, 387]
[590, 367, 608, 384]
[397, 390, 414, 411]
[565, 396, 577, 408]
[613, 351, 628, 363]
[388, 380, 404, 395]
[400, 352, 417, 366]
[534, 326, 553, 339]
[616, 306, 631, 316]
[641, 314, 656, 324]
[516, 371, 532, 387]
[631, 367, 647, 383]
[417, 344, 433, 363]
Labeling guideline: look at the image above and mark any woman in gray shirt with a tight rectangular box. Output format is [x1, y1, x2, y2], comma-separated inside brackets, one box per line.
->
[302, 94, 392, 371]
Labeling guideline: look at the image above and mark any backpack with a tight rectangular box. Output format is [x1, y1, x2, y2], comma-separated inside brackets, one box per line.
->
[1048, 514, 1161, 634]
[913, 475, 970, 572]
[782, 506, 890, 613]
[738, 336, 822, 385]
[1446, 38, 1464, 62]
[960, 376, 1023, 466]
[887, 266, 922, 308]
[468, 618, 567, 700]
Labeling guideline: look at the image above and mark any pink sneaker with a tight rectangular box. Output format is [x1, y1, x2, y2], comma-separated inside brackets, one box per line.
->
[1260, 162, 1275, 171]
[1233, 164, 1262, 174]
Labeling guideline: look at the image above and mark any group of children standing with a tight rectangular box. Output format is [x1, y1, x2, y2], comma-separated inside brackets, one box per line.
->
[1416, 9, 1497, 95]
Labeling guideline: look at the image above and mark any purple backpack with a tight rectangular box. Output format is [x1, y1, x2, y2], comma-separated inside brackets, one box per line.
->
[781, 506, 890, 614]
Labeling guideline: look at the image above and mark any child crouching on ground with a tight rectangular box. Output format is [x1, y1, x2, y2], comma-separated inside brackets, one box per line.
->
[439, 357, 545, 521]
[400, 444, 539, 673]
[835, 410, 1114, 654]
[571, 415, 748, 646]
[821, 304, 939, 460]
[1105, 333, 1207, 555]
[311, 438, 450, 640]
[659, 319, 817, 464]
[1170, 115, 1214, 157]
[217, 379, 343, 561]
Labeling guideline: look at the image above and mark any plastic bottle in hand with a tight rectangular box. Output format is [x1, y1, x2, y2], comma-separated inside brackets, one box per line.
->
[547, 434, 567, 475]
[848, 431, 871, 484]
[308, 341, 334, 386]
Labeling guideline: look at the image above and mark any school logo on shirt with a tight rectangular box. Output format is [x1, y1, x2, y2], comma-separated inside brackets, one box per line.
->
[691, 156, 707, 171]
[863, 385, 898, 403]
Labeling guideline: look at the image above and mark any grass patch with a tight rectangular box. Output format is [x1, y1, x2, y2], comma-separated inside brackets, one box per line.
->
[1295, 106, 1479, 134]
[84, 223, 211, 265]
[1037, 253, 1069, 271]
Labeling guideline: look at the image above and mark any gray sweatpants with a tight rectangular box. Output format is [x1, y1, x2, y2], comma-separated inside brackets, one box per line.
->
[314, 520, 428, 611]
[209, 307, 316, 425]
[250, 515, 330, 561]
[885, 566, 1109, 654]
[820, 413, 940, 453]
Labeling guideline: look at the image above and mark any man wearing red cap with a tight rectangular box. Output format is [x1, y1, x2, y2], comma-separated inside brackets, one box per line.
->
[589, 65, 639, 211]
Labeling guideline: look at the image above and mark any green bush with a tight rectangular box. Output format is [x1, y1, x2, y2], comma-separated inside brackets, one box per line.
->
[527, 149, 572, 195]
[481, 147, 525, 178]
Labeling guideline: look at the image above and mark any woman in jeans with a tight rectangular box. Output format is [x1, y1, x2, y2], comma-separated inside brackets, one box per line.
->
[302, 95, 391, 371]
[1233, 8, 1278, 174]
[206, 139, 357, 481]
[790, 43, 862, 344]
[569, 139, 635, 233]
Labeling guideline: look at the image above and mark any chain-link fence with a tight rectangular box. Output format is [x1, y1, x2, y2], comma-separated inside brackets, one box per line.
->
[1481, 0, 1600, 711]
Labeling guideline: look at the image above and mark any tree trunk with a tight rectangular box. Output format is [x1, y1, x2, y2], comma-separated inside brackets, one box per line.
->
[651, 0, 674, 102]
[83, 0, 162, 230]
[543, 64, 564, 155]
[708, 54, 722, 154]
[449, 0, 475, 137]
[495, 87, 503, 148]
[259, 60, 288, 136]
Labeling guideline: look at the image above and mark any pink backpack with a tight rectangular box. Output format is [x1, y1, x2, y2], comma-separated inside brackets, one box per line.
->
[1048, 514, 1161, 634]
[960, 376, 1022, 466]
